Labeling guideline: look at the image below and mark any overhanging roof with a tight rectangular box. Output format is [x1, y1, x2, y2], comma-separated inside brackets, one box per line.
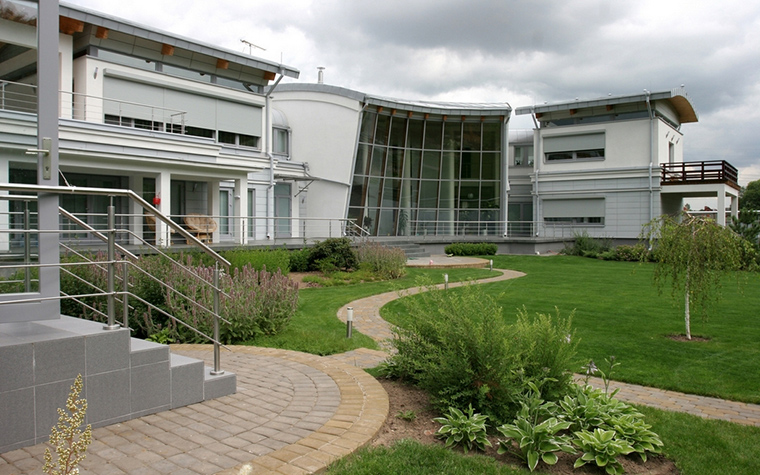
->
[515, 86, 698, 123]
[273, 83, 512, 117]
[59, 2, 299, 80]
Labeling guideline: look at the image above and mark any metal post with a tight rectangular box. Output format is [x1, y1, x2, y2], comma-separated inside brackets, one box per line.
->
[211, 262, 224, 375]
[444, 273, 449, 290]
[346, 307, 353, 338]
[104, 202, 119, 330]
[489, 259, 493, 272]
[23, 201, 31, 292]
[122, 261, 129, 330]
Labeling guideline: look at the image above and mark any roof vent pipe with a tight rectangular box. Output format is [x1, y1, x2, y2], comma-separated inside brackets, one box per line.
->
[317, 66, 325, 84]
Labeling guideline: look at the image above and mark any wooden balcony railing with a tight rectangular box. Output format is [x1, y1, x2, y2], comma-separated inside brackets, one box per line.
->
[661, 160, 739, 189]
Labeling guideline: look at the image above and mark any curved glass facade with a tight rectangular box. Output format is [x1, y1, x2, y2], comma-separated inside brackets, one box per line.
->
[348, 109, 504, 236]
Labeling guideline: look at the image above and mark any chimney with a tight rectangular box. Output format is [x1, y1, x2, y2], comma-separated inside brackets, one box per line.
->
[317, 66, 325, 84]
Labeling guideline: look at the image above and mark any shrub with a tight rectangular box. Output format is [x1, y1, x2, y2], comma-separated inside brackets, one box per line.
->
[308, 237, 358, 271]
[220, 248, 290, 274]
[444, 242, 497, 256]
[563, 231, 611, 258]
[164, 263, 298, 344]
[356, 241, 407, 279]
[612, 244, 649, 262]
[384, 280, 578, 425]
[288, 248, 310, 272]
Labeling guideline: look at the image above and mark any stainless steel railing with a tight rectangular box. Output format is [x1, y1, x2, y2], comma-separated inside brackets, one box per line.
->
[0, 184, 231, 373]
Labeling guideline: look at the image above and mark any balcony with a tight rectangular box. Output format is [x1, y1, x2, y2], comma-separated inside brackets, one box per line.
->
[661, 160, 740, 190]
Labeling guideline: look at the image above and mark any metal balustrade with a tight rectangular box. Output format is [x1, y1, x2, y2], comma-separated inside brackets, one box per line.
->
[0, 184, 230, 373]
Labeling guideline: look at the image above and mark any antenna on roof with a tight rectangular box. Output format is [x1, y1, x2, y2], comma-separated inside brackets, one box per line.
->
[240, 39, 266, 55]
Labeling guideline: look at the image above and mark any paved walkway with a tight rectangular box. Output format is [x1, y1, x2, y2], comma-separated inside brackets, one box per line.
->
[0, 346, 388, 475]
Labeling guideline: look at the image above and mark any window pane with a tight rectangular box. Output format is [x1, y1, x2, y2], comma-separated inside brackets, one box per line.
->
[378, 209, 398, 236]
[381, 179, 400, 208]
[439, 180, 456, 209]
[481, 153, 501, 180]
[399, 179, 419, 208]
[370, 146, 386, 176]
[421, 151, 440, 179]
[440, 151, 459, 180]
[354, 144, 371, 175]
[386, 148, 404, 178]
[480, 182, 499, 208]
[407, 150, 422, 178]
[461, 151, 480, 179]
[443, 122, 461, 150]
[375, 115, 390, 145]
[359, 111, 376, 143]
[349, 176, 365, 207]
[366, 178, 382, 207]
[462, 122, 481, 150]
[482, 122, 501, 151]
[459, 182, 479, 208]
[424, 121, 442, 149]
[407, 119, 424, 149]
[389, 117, 407, 148]
[419, 180, 439, 208]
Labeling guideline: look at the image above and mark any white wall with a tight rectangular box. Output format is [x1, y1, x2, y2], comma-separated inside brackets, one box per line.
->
[271, 90, 362, 221]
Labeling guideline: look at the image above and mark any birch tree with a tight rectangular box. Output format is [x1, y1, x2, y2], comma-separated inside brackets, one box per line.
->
[641, 213, 747, 340]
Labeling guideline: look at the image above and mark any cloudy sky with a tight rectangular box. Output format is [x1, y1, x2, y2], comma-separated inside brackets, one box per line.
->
[65, 0, 760, 186]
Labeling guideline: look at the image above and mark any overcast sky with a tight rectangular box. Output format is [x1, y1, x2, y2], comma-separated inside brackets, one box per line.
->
[65, 0, 760, 186]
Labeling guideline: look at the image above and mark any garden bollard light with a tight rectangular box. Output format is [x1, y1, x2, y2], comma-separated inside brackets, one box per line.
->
[346, 307, 353, 338]
[444, 273, 449, 290]
[490, 259, 493, 271]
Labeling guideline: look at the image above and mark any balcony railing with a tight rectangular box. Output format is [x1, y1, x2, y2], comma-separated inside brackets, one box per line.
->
[661, 160, 739, 189]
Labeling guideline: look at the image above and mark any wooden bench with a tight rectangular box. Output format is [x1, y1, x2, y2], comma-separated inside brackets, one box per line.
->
[183, 214, 217, 244]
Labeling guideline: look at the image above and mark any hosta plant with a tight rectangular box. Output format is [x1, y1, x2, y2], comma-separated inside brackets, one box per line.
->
[607, 414, 663, 462]
[573, 428, 634, 475]
[433, 404, 492, 454]
[497, 416, 575, 472]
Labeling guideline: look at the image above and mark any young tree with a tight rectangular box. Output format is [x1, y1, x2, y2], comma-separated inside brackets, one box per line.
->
[641, 213, 747, 340]
[739, 179, 760, 210]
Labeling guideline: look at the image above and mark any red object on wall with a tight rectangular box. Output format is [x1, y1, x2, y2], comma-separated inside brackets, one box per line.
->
[152, 194, 161, 206]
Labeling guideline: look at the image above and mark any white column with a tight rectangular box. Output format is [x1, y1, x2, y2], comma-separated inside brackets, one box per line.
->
[128, 175, 144, 245]
[730, 189, 739, 222]
[209, 180, 220, 244]
[234, 176, 247, 245]
[155, 172, 171, 246]
[716, 191, 726, 226]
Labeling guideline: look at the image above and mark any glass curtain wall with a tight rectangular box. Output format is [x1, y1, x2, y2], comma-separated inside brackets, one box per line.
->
[348, 110, 502, 236]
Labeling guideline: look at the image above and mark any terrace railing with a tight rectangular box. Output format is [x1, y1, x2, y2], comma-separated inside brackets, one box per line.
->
[661, 160, 739, 189]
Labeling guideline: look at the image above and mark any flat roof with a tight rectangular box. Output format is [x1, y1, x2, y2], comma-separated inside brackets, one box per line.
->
[515, 86, 698, 123]
[59, 2, 299, 79]
[273, 83, 512, 117]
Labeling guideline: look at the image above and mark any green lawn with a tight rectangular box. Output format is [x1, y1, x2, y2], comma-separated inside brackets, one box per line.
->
[247, 267, 496, 355]
[382, 255, 760, 404]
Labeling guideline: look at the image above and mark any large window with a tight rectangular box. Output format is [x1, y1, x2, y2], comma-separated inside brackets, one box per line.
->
[348, 109, 503, 236]
[274, 128, 290, 157]
[544, 133, 605, 162]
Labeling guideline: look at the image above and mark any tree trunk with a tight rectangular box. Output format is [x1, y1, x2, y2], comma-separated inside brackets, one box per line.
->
[684, 272, 692, 340]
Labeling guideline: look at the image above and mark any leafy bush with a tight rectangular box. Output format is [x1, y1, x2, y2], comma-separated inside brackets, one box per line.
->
[288, 248, 310, 272]
[384, 280, 578, 425]
[356, 241, 407, 279]
[611, 243, 650, 262]
[164, 263, 298, 344]
[308, 237, 358, 272]
[444, 242, 498, 256]
[433, 404, 492, 454]
[220, 248, 290, 274]
[563, 231, 611, 258]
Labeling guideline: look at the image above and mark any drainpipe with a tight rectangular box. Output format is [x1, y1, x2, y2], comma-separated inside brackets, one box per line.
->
[645, 90, 654, 224]
[531, 108, 541, 238]
[265, 73, 285, 239]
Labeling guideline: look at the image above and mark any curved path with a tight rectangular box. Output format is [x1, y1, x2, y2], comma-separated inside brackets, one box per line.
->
[327, 265, 760, 428]
[0, 346, 388, 475]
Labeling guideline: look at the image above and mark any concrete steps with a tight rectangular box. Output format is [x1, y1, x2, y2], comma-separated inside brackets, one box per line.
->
[0, 316, 235, 452]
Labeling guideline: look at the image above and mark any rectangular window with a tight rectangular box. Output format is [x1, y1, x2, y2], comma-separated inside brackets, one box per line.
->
[544, 133, 605, 162]
[514, 146, 534, 166]
[542, 198, 605, 224]
[274, 128, 289, 156]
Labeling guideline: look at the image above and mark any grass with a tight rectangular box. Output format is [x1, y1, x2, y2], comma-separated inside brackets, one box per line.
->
[382, 255, 760, 404]
[246, 267, 497, 355]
